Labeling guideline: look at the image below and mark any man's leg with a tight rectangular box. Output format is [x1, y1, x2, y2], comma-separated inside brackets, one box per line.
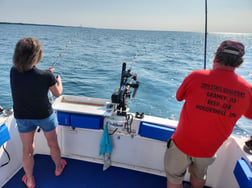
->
[189, 156, 216, 188]
[167, 180, 183, 188]
[190, 175, 205, 188]
[164, 139, 190, 188]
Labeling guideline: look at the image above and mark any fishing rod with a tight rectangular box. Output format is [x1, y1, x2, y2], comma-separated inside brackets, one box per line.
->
[203, 0, 208, 69]
[48, 32, 79, 104]
[51, 32, 79, 68]
[112, 47, 145, 116]
[121, 46, 146, 93]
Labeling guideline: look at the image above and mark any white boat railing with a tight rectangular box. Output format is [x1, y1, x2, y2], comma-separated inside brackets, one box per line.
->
[1, 95, 252, 187]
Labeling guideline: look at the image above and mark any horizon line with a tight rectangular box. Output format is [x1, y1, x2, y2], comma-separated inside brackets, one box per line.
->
[0, 21, 251, 35]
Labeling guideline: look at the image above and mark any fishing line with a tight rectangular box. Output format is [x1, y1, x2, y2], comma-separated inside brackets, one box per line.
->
[48, 32, 79, 103]
[51, 32, 79, 68]
[129, 46, 146, 71]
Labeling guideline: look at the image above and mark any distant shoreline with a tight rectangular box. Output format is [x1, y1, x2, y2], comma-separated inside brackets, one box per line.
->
[0, 22, 69, 28]
[1, 22, 251, 35]
[0, 21, 185, 33]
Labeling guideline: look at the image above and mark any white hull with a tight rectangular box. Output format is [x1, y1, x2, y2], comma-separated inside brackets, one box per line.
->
[1, 95, 251, 187]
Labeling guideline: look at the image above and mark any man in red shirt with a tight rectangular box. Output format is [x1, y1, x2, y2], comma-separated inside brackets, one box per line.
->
[164, 40, 252, 188]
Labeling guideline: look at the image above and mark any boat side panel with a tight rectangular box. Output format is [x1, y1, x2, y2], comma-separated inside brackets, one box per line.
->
[0, 116, 23, 187]
[206, 137, 247, 188]
[234, 158, 252, 188]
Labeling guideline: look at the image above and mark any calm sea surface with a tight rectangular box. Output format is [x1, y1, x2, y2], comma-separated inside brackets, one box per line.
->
[0, 23, 252, 135]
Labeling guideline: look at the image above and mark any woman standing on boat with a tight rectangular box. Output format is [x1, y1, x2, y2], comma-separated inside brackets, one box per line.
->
[10, 37, 67, 188]
[164, 40, 252, 188]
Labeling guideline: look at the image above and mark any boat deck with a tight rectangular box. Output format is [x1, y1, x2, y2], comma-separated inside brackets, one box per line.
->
[3, 154, 211, 188]
[3, 154, 167, 188]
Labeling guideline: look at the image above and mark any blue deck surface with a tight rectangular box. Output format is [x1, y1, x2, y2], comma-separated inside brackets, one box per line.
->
[3, 154, 167, 188]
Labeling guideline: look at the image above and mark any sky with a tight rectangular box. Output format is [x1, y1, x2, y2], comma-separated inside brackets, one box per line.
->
[0, 0, 252, 33]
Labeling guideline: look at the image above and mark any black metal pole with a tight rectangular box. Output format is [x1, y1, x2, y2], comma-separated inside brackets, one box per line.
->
[204, 0, 207, 69]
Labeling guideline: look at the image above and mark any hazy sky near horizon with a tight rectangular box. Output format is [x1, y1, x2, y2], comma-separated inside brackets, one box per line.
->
[0, 0, 251, 33]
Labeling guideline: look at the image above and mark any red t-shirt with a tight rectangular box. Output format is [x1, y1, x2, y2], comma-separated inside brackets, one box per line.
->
[172, 69, 252, 157]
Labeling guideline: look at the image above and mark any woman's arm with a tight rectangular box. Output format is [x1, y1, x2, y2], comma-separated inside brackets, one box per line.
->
[50, 75, 63, 98]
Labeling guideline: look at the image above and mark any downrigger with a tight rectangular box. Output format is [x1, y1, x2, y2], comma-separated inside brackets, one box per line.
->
[111, 62, 139, 116]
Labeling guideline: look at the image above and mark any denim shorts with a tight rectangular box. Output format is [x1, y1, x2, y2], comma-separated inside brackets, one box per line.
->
[16, 112, 58, 133]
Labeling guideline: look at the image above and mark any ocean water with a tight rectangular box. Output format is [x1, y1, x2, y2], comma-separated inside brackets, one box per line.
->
[0, 23, 252, 135]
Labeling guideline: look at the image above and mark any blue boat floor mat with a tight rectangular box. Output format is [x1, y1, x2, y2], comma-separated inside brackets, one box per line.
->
[3, 154, 166, 188]
[3, 154, 211, 188]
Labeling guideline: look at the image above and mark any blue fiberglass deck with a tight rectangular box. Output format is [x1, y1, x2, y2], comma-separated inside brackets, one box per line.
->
[3, 154, 213, 188]
[3, 154, 167, 188]
[3, 154, 212, 188]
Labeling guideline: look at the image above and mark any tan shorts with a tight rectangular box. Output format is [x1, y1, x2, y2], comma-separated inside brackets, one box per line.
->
[164, 139, 216, 184]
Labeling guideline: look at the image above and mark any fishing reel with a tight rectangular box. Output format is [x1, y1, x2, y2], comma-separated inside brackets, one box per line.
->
[0, 106, 13, 117]
[244, 136, 252, 154]
[111, 62, 140, 116]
